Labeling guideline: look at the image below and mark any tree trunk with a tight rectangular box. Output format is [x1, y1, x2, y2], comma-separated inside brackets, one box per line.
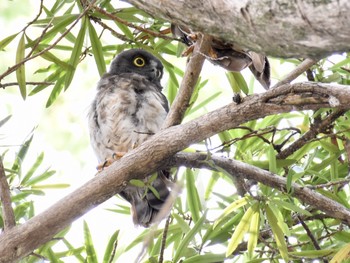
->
[127, 0, 350, 58]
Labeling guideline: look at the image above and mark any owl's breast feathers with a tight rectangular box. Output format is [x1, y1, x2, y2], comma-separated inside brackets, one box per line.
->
[88, 72, 168, 163]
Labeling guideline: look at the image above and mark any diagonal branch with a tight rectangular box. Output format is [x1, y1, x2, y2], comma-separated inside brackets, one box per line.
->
[162, 34, 213, 128]
[0, 157, 16, 230]
[168, 152, 350, 225]
[272, 58, 318, 89]
[0, 82, 350, 262]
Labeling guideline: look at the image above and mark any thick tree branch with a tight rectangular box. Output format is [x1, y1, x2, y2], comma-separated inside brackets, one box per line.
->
[0, 157, 16, 230]
[0, 82, 350, 262]
[126, 0, 350, 58]
[168, 152, 350, 225]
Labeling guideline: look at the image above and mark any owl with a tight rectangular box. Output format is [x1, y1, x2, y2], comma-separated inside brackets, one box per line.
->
[88, 49, 170, 227]
[171, 24, 271, 89]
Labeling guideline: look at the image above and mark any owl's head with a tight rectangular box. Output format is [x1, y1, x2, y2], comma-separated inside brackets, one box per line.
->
[109, 49, 163, 82]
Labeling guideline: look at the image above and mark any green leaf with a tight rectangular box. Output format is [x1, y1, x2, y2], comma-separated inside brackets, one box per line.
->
[25, 170, 56, 186]
[214, 196, 248, 228]
[12, 134, 34, 175]
[173, 211, 207, 262]
[265, 205, 289, 261]
[226, 202, 257, 256]
[182, 253, 226, 263]
[46, 75, 65, 107]
[21, 152, 44, 185]
[64, 16, 87, 90]
[103, 229, 120, 263]
[88, 19, 106, 76]
[16, 33, 26, 99]
[268, 144, 277, 173]
[204, 172, 220, 200]
[0, 33, 19, 51]
[247, 205, 260, 258]
[186, 168, 202, 223]
[226, 72, 249, 94]
[84, 221, 98, 263]
[271, 199, 312, 217]
[130, 179, 146, 187]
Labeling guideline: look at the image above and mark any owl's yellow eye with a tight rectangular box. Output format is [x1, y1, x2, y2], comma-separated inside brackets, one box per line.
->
[133, 57, 145, 67]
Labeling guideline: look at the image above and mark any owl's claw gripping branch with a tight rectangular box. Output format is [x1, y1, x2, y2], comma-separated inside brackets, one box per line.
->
[97, 152, 126, 171]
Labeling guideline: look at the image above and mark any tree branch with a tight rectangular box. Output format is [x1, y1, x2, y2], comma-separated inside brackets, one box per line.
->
[126, 0, 350, 58]
[168, 152, 350, 225]
[0, 157, 16, 231]
[272, 58, 318, 89]
[0, 82, 350, 262]
[163, 34, 212, 128]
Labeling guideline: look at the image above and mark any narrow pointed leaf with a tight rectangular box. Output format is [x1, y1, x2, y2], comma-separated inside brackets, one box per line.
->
[103, 229, 120, 263]
[0, 33, 19, 50]
[84, 221, 98, 263]
[88, 19, 106, 76]
[16, 33, 26, 99]
[186, 168, 202, 222]
[265, 205, 289, 261]
[214, 196, 248, 228]
[226, 203, 256, 256]
[64, 16, 87, 90]
[173, 211, 207, 263]
[247, 205, 260, 258]
[46, 75, 65, 107]
[21, 152, 44, 185]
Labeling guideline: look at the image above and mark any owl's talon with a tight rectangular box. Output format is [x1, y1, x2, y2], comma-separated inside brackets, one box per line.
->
[96, 152, 126, 171]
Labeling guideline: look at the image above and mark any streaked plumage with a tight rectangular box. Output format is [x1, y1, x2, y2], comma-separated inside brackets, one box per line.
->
[88, 49, 170, 227]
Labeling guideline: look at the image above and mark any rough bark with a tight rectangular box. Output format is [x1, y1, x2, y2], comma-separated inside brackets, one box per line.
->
[0, 82, 350, 262]
[126, 0, 350, 58]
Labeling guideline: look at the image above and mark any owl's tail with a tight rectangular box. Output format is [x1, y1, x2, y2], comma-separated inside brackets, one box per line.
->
[120, 170, 171, 227]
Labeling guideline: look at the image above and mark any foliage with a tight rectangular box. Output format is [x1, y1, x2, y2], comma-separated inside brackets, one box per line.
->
[1, 0, 350, 263]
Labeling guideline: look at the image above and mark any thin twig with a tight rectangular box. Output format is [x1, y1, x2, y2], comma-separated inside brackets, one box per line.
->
[22, 0, 44, 33]
[307, 178, 350, 189]
[158, 216, 170, 263]
[90, 17, 133, 43]
[92, 5, 177, 41]
[0, 156, 16, 230]
[277, 109, 346, 159]
[0, 82, 54, 89]
[272, 58, 318, 89]
[0, 0, 97, 82]
[162, 34, 213, 128]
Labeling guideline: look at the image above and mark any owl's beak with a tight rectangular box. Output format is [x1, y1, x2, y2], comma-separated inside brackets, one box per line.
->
[155, 68, 162, 79]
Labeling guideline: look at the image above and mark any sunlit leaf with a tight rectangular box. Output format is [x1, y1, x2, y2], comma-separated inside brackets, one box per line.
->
[226, 202, 257, 256]
[265, 205, 289, 261]
[0, 115, 11, 128]
[247, 205, 260, 258]
[214, 196, 249, 229]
